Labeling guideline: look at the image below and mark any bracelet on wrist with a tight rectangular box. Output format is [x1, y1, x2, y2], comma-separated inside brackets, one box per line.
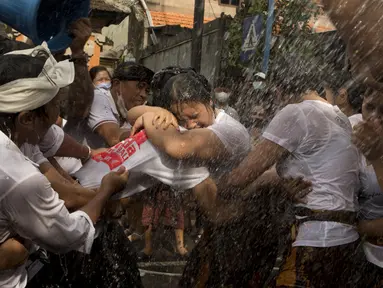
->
[81, 145, 92, 163]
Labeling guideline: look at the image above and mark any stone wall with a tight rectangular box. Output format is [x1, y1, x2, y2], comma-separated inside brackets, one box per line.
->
[140, 17, 227, 86]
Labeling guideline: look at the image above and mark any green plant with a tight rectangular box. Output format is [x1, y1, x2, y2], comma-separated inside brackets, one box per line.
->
[222, 0, 320, 74]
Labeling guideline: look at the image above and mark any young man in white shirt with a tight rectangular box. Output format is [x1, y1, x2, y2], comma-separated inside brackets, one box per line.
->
[225, 55, 360, 287]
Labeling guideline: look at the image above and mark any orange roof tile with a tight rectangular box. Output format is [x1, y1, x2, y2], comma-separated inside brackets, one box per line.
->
[150, 11, 214, 29]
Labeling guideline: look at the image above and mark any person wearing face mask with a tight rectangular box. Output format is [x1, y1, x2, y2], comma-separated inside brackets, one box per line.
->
[90, 65, 112, 90]
[214, 87, 240, 121]
[83, 62, 154, 148]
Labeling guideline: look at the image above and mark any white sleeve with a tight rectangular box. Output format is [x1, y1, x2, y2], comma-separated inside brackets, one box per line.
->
[2, 173, 95, 254]
[207, 113, 251, 159]
[39, 125, 65, 158]
[262, 104, 308, 153]
[88, 90, 119, 131]
[20, 144, 49, 166]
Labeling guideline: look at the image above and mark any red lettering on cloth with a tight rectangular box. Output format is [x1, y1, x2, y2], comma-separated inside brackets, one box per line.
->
[92, 130, 149, 170]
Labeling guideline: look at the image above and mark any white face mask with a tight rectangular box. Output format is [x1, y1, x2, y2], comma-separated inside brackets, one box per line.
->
[215, 92, 230, 103]
[96, 82, 111, 90]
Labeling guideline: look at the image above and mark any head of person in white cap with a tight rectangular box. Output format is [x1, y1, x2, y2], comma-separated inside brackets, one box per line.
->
[0, 44, 74, 147]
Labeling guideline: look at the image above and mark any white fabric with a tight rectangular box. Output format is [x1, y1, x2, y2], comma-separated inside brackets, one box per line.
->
[0, 131, 95, 288]
[19, 144, 48, 166]
[39, 125, 65, 158]
[75, 111, 250, 198]
[75, 130, 210, 199]
[84, 88, 120, 148]
[224, 106, 240, 122]
[0, 44, 74, 113]
[55, 157, 83, 175]
[349, 113, 363, 128]
[263, 100, 360, 247]
[363, 242, 383, 269]
[207, 110, 250, 174]
[215, 92, 230, 103]
[350, 114, 383, 268]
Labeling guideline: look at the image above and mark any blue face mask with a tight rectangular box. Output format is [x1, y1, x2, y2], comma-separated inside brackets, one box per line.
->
[96, 82, 112, 90]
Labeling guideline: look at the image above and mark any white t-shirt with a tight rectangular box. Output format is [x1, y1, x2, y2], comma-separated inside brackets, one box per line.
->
[38, 125, 65, 158]
[207, 110, 251, 177]
[263, 100, 360, 247]
[84, 88, 120, 149]
[0, 132, 95, 288]
[75, 111, 251, 198]
[350, 114, 383, 268]
[25, 125, 83, 175]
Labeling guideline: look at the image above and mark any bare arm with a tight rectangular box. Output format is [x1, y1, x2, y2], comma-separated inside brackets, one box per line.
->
[95, 122, 130, 147]
[54, 133, 91, 161]
[138, 113, 228, 163]
[226, 138, 289, 189]
[127, 106, 162, 126]
[79, 167, 129, 223]
[359, 219, 383, 238]
[65, 19, 94, 122]
[39, 162, 97, 211]
[0, 238, 29, 271]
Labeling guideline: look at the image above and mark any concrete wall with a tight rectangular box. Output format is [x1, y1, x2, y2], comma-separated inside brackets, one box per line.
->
[146, 0, 238, 19]
[140, 18, 225, 86]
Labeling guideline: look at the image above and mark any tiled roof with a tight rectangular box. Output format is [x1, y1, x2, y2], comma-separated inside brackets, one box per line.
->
[309, 14, 336, 33]
[150, 11, 214, 28]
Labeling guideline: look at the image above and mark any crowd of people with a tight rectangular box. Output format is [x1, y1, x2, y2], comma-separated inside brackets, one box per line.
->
[1, 1, 383, 288]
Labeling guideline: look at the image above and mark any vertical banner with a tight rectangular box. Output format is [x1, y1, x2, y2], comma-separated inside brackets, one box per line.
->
[262, 0, 275, 74]
[240, 15, 263, 63]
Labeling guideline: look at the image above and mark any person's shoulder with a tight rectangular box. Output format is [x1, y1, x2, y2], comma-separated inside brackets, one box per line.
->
[215, 110, 246, 129]
[212, 110, 251, 147]
[0, 134, 43, 195]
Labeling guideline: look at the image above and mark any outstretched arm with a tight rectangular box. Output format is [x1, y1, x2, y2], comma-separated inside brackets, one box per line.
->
[225, 139, 289, 189]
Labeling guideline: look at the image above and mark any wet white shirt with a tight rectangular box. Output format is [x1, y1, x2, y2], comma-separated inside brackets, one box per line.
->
[208, 110, 251, 177]
[263, 100, 360, 247]
[75, 111, 250, 198]
[350, 114, 383, 268]
[0, 132, 95, 288]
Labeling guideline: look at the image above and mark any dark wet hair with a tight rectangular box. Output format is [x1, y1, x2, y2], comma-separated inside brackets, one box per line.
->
[151, 66, 211, 92]
[0, 53, 50, 133]
[0, 53, 47, 85]
[156, 72, 212, 109]
[113, 62, 154, 84]
[344, 80, 368, 113]
[151, 67, 211, 108]
[89, 65, 111, 82]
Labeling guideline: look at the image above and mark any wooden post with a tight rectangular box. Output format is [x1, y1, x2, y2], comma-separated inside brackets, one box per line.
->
[191, 0, 205, 73]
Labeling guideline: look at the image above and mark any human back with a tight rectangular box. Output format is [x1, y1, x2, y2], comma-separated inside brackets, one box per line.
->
[272, 100, 359, 211]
